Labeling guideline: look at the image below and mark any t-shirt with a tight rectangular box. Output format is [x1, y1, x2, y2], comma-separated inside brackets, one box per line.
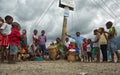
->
[109, 26, 117, 37]
[9, 28, 21, 46]
[71, 36, 84, 44]
[83, 42, 88, 51]
[29, 44, 39, 53]
[65, 41, 70, 48]
[99, 33, 107, 45]
[93, 35, 99, 47]
[0, 23, 12, 35]
[21, 35, 27, 48]
[38, 35, 47, 45]
[87, 44, 91, 52]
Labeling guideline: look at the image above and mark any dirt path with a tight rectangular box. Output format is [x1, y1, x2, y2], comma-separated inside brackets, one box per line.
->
[0, 60, 120, 75]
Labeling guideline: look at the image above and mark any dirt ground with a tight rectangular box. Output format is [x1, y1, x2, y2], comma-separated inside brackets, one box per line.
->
[0, 60, 120, 75]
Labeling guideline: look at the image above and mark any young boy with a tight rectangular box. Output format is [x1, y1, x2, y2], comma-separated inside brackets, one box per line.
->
[38, 30, 47, 58]
[21, 29, 27, 51]
[66, 32, 84, 61]
[0, 15, 13, 63]
[105, 21, 120, 63]
[9, 22, 21, 64]
[92, 29, 100, 62]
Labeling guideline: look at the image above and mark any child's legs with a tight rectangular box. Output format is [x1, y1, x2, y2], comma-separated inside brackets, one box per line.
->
[94, 47, 100, 62]
[10, 45, 18, 61]
[87, 52, 90, 62]
[100, 45, 108, 62]
[1, 46, 6, 62]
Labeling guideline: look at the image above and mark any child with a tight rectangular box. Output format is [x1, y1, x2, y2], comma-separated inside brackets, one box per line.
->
[87, 39, 92, 62]
[33, 29, 38, 44]
[38, 30, 47, 58]
[65, 37, 70, 48]
[92, 29, 100, 62]
[9, 22, 21, 64]
[98, 27, 108, 62]
[67, 42, 76, 62]
[0, 15, 13, 63]
[21, 29, 27, 51]
[55, 37, 64, 58]
[82, 38, 88, 62]
[0, 17, 4, 62]
[64, 38, 70, 59]
[68, 42, 76, 51]
[105, 21, 120, 63]
[30, 40, 41, 58]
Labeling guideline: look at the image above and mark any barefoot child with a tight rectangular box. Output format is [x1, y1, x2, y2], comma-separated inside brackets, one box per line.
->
[92, 29, 100, 62]
[9, 22, 21, 64]
[98, 27, 108, 62]
[33, 29, 38, 44]
[0, 16, 13, 63]
[82, 38, 88, 62]
[38, 30, 47, 58]
[30, 40, 41, 58]
[87, 39, 93, 62]
[105, 21, 120, 63]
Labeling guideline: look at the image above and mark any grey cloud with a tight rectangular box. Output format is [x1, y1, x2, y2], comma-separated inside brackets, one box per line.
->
[0, 0, 120, 46]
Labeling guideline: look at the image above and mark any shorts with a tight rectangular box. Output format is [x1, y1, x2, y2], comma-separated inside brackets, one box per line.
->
[10, 44, 18, 55]
[1, 35, 9, 46]
[39, 44, 46, 53]
[44, 49, 49, 56]
[82, 50, 87, 56]
[108, 38, 118, 53]
[93, 47, 100, 55]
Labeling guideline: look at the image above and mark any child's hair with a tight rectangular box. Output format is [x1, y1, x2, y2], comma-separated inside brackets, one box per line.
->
[94, 29, 98, 33]
[87, 39, 92, 43]
[106, 21, 113, 26]
[41, 30, 45, 33]
[5, 15, 13, 21]
[76, 32, 80, 34]
[99, 27, 105, 32]
[83, 38, 87, 42]
[0, 17, 4, 23]
[34, 29, 38, 33]
[12, 22, 20, 29]
[22, 29, 27, 34]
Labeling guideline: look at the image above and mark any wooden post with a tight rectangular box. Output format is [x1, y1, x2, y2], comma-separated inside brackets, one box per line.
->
[59, 0, 75, 44]
[61, 16, 67, 44]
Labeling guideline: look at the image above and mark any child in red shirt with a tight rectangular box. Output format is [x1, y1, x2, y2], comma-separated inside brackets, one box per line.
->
[82, 38, 88, 62]
[9, 22, 21, 64]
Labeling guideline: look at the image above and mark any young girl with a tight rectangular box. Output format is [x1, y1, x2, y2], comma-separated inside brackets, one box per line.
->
[67, 42, 76, 62]
[82, 38, 88, 62]
[98, 27, 108, 62]
[30, 40, 41, 58]
[9, 22, 21, 64]
[33, 29, 38, 44]
[87, 39, 92, 62]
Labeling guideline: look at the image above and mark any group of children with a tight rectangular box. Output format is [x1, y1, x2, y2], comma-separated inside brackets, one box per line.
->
[65, 21, 120, 63]
[0, 15, 120, 64]
[0, 16, 21, 64]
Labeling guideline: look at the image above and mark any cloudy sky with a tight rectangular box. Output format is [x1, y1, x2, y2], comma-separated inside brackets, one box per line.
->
[0, 0, 120, 46]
